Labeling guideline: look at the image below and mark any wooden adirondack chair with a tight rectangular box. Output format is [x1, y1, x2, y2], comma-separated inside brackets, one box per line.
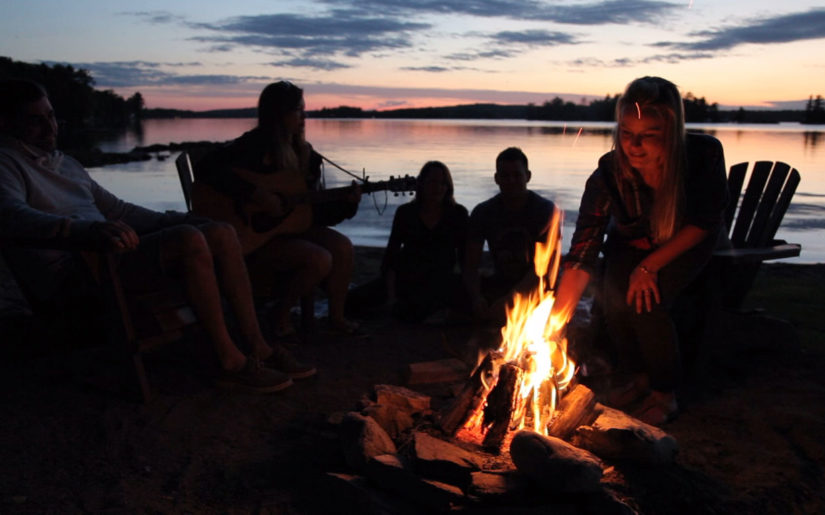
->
[87, 252, 198, 402]
[1, 245, 198, 402]
[175, 151, 316, 330]
[713, 161, 801, 309]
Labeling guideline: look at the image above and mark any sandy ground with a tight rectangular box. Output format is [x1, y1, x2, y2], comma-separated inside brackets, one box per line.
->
[1, 252, 823, 514]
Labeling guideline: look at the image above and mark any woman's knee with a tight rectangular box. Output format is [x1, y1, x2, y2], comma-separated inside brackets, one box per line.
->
[199, 222, 240, 255]
[161, 225, 212, 265]
[311, 248, 333, 278]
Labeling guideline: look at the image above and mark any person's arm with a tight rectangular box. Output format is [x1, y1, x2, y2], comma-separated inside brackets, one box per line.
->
[629, 135, 728, 313]
[454, 205, 470, 272]
[626, 224, 708, 313]
[381, 205, 407, 304]
[462, 237, 487, 316]
[547, 267, 591, 339]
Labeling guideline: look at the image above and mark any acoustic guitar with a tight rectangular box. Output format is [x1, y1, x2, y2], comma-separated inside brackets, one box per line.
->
[191, 167, 416, 254]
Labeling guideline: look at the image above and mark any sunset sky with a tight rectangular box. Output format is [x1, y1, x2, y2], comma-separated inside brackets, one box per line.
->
[2, 0, 824, 111]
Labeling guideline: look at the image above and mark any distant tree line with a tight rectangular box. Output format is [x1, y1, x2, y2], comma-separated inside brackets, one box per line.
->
[524, 92, 724, 123]
[0, 57, 144, 146]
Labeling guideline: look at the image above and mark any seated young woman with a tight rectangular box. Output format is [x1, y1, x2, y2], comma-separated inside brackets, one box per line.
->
[194, 81, 362, 338]
[348, 160, 469, 322]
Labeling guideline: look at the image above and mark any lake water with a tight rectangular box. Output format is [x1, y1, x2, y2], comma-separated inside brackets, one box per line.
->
[89, 118, 825, 263]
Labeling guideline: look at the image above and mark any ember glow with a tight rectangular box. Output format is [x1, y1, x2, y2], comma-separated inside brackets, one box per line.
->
[462, 207, 577, 440]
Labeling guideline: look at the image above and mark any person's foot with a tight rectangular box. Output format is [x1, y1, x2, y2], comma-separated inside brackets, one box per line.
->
[632, 390, 678, 426]
[606, 373, 650, 409]
[215, 357, 293, 393]
[262, 344, 317, 379]
[325, 317, 362, 335]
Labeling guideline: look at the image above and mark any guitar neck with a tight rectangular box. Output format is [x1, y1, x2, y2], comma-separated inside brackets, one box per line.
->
[301, 181, 401, 204]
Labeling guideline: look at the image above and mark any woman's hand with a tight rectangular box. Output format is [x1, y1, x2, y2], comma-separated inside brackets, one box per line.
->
[626, 264, 660, 314]
[345, 180, 362, 204]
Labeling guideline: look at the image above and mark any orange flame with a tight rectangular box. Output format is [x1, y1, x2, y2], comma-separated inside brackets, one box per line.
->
[462, 207, 577, 437]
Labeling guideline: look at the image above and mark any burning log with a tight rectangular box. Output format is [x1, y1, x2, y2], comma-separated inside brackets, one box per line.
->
[482, 363, 525, 451]
[437, 352, 502, 435]
[546, 383, 598, 441]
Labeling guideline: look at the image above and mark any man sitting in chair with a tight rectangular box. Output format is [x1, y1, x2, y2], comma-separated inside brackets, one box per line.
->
[0, 78, 314, 393]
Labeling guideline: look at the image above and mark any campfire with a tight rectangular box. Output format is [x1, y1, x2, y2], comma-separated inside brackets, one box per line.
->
[444, 207, 580, 449]
[329, 207, 680, 513]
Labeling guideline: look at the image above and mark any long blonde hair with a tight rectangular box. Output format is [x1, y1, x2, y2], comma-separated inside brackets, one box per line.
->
[614, 76, 686, 243]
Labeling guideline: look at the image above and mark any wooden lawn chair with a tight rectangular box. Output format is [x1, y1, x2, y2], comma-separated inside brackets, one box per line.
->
[713, 161, 801, 309]
[1, 245, 198, 402]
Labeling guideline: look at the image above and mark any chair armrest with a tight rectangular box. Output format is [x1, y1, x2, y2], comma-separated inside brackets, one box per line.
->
[713, 243, 801, 263]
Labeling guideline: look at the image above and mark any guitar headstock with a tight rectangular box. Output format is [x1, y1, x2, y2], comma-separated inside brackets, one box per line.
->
[362, 175, 417, 195]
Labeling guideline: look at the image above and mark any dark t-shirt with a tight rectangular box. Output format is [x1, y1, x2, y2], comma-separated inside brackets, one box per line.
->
[467, 190, 556, 285]
[382, 201, 469, 285]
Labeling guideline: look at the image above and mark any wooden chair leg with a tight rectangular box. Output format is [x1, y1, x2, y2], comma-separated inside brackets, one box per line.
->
[132, 352, 153, 403]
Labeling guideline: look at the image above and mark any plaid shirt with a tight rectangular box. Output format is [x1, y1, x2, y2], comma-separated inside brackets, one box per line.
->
[565, 132, 728, 275]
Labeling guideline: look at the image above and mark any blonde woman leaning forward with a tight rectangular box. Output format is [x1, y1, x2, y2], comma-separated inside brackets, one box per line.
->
[550, 76, 728, 425]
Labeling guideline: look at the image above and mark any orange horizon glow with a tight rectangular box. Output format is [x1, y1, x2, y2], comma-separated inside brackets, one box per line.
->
[135, 87, 811, 113]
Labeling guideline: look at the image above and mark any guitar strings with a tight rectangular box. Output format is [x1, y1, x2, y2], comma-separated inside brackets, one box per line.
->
[318, 151, 389, 215]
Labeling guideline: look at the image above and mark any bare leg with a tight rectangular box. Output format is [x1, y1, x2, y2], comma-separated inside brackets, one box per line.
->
[158, 225, 246, 371]
[198, 222, 272, 359]
[303, 226, 355, 327]
[245, 235, 331, 333]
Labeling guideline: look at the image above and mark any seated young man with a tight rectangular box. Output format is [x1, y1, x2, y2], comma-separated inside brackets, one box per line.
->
[463, 147, 556, 326]
[0, 79, 314, 393]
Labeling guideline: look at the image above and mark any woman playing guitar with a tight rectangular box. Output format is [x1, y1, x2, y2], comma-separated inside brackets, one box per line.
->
[193, 81, 362, 340]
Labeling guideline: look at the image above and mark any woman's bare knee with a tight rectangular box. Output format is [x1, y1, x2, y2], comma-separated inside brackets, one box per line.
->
[200, 222, 241, 257]
[161, 225, 212, 268]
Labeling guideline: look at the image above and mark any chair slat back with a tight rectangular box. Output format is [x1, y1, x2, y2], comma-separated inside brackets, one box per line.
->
[724, 162, 749, 231]
[730, 161, 772, 247]
[175, 152, 194, 212]
[745, 162, 790, 248]
[761, 168, 800, 247]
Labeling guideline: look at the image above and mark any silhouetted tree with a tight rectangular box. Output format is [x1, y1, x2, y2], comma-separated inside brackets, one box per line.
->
[734, 107, 746, 123]
[804, 94, 825, 124]
[126, 92, 145, 119]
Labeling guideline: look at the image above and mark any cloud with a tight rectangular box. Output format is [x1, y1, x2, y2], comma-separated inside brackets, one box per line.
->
[376, 100, 409, 108]
[658, 8, 825, 51]
[270, 57, 351, 71]
[65, 61, 267, 88]
[491, 29, 577, 46]
[444, 29, 578, 63]
[120, 10, 184, 25]
[400, 66, 452, 73]
[567, 50, 714, 68]
[319, 0, 681, 25]
[193, 12, 429, 58]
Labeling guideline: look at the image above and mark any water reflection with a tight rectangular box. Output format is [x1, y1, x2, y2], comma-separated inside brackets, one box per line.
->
[89, 118, 825, 263]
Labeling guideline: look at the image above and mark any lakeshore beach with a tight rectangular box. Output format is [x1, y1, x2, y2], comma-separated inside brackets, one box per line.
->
[1, 251, 824, 514]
